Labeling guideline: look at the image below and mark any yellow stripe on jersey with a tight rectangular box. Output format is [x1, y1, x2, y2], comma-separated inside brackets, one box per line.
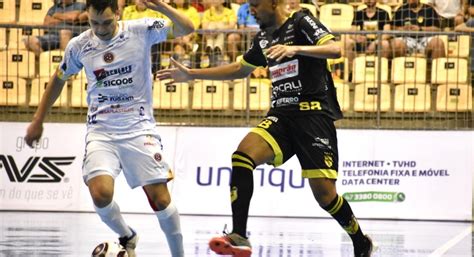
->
[316, 34, 336, 72]
[316, 34, 335, 46]
[56, 69, 70, 81]
[327, 195, 343, 215]
[302, 169, 338, 179]
[249, 127, 283, 166]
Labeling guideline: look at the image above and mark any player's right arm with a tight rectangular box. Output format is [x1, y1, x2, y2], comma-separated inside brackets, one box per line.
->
[25, 71, 67, 148]
[25, 36, 82, 148]
[156, 58, 255, 83]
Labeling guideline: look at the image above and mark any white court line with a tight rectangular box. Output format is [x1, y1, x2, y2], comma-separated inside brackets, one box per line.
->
[427, 226, 472, 257]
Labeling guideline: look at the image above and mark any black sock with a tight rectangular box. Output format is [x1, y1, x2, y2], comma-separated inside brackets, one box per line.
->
[230, 151, 255, 238]
[323, 195, 366, 248]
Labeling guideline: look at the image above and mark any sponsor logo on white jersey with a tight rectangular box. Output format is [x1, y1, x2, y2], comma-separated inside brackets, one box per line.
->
[269, 59, 299, 82]
[93, 65, 132, 80]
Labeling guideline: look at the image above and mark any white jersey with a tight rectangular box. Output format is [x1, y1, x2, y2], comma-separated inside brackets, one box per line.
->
[58, 18, 170, 137]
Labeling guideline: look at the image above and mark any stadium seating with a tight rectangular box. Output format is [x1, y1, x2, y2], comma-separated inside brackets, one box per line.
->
[0, 49, 35, 78]
[334, 81, 351, 111]
[0, 28, 6, 50]
[438, 35, 470, 58]
[39, 50, 65, 78]
[319, 3, 354, 31]
[192, 80, 229, 110]
[0, 0, 16, 24]
[300, 3, 317, 17]
[431, 57, 469, 84]
[394, 83, 431, 112]
[18, 0, 50, 25]
[436, 84, 472, 112]
[30, 77, 68, 107]
[153, 79, 189, 110]
[0, 76, 27, 106]
[7, 27, 42, 50]
[352, 55, 389, 84]
[391, 56, 427, 84]
[233, 78, 271, 111]
[353, 82, 391, 112]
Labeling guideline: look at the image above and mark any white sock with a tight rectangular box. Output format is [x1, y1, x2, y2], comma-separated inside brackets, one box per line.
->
[156, 202, 184, 257]
[94, 201, 132, 238]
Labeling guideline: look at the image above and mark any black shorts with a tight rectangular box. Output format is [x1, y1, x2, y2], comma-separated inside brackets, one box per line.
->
[250, 113, 339, 179]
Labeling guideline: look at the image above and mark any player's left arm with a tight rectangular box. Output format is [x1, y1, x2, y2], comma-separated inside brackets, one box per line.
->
[143, 0, 194, 37]
[266, 15, 341, 62]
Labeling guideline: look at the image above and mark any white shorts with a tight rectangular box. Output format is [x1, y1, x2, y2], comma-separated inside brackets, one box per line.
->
[83, 133, 173, 188]
[397, 36, 433, 54]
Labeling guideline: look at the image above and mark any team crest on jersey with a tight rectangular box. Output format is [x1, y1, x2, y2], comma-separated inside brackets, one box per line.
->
[154, 153, 162, 162]
[259, 39, 269, 49]
[103, 52, 114, 63]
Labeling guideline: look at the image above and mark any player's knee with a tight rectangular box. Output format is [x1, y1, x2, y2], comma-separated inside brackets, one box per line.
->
[152, 197, 171, 211]
[309, 178, 337, 207]
[90, 187, 114, 208]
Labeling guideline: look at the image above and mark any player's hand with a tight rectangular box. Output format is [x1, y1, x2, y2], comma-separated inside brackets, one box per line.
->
[143, 0, 168, 10]
[407, 24, 421, 31]
[155, 58, 192, 84]
[355, 35, 367, 43]
[25, 120, 44, 148]
[266, 44, 297, 62]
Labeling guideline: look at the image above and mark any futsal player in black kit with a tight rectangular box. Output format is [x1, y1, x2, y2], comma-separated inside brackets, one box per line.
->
[156, 0, 375, 256]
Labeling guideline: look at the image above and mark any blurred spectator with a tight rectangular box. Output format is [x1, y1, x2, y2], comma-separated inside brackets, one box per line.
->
[344, 0, 391, 70]
[118, 0, 132, 15]
[287, 0, 302, 12]
[455, 0, 474, 83]
[24, 0, 88, 56]
[236, 2, 258, 28]
[171, 0, 201, 65]
[391, 0, 445, 59]
[121, 0, 168, 72]
[201, 0, 237, 66]
[424, 0, 462, 30]
[456, 0, 474, 25]
[226, 2, 258, 63]
[190, 0, 206, 12]
[122, 0, 165, 19]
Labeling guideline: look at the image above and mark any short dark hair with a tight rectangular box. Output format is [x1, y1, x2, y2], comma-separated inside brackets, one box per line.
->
[86, 0, 118, 14]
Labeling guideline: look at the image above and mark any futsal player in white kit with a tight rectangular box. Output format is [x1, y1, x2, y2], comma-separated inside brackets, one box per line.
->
[24, 0, 194, 256]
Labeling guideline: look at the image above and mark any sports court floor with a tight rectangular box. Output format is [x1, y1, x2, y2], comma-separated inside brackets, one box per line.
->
[0, 211, 472, 257]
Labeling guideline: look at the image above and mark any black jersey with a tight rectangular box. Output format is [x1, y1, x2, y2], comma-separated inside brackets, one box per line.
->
[353, 7, 391, 31]
[393, 3, 441, 29]
[242, 10, 343, 120]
